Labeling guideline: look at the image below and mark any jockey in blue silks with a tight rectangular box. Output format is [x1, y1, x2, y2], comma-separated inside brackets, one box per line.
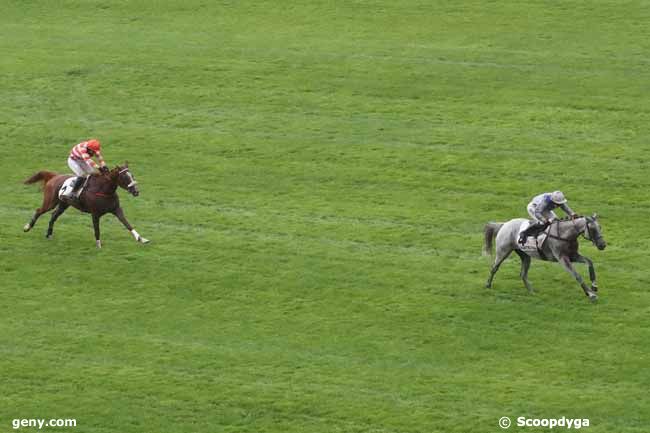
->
[518, 191, 577, 245]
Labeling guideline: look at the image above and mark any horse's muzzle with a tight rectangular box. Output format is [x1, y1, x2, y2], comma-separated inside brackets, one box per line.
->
[597, 241, 607, 250]
[129, 186, 140, 197]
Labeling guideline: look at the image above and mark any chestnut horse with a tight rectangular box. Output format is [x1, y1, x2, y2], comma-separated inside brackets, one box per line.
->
[23, 163, 149, 248]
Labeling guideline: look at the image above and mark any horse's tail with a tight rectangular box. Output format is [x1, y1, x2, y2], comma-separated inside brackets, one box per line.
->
[483, 222, 504, 256]
[24, 171, 57, 189]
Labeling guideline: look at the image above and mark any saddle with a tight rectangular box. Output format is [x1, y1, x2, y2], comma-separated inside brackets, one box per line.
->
[58, 176, 88, 201]
[518, 221, 550, 256]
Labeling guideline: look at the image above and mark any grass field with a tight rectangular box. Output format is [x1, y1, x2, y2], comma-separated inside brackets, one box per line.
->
[2, 1, 650, 432]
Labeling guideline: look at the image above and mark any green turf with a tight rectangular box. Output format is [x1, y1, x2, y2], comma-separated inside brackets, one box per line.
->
[2, 1, 650, 432]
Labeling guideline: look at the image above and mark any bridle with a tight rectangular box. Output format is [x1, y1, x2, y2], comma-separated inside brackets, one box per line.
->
[546, 217, 602, 245]
[118, 167, 138, 189]
[583, 217, 603, 244]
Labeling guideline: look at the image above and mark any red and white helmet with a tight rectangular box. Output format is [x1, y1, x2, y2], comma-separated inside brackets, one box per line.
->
[87, 139, 101, 152]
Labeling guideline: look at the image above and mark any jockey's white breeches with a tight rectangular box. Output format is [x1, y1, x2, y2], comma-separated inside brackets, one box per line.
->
[68, 157, 95, 177]
[527, 203, 557, 223]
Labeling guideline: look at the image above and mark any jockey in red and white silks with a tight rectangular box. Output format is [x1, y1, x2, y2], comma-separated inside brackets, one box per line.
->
[68, 139, 107, 176]
[61, 139, 109, 201]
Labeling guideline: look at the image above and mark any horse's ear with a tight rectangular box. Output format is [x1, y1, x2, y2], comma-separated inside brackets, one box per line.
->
[124, 161, 129, 167]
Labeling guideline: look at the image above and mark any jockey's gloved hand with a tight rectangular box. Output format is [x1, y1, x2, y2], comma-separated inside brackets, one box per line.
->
[99, 166, 109, 174]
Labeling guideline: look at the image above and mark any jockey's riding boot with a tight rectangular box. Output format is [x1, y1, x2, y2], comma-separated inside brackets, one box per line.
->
[61, 177, 80, 202]
[70, 176, 86, 199]
[533, 221, 547, 235]
[518, 231, 528, 245]
[519, 223, 539, 245]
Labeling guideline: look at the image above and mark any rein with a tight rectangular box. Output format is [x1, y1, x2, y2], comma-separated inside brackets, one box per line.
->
[545, 216, 604, 247]
[545, 219, 581, 242]
[93, 171, 119, 198]
[94, 167, 137, 197]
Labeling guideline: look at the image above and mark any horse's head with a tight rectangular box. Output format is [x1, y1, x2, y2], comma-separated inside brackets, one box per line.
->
[112, 162, 139, 197]
[583, 214, 606, 250]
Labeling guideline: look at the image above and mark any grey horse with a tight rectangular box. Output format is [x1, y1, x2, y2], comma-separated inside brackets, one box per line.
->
[483, 215, 606, 302]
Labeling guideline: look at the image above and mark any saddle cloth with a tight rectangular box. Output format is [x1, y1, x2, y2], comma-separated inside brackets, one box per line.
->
[518, 221, 549, 257]
[58, 177, 84, 199]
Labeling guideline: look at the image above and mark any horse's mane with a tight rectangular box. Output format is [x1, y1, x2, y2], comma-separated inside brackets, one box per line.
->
[92, 166, 123, 180]
[557, 215, 585, 222]
[558, 216, 576, 221]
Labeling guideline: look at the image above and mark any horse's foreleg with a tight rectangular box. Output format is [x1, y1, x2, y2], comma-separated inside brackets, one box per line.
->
[46, 203, 69, 239]
[515, 250, 534, 293]
[558, 256, 597, 302]
[575, 255, 597, 292]
[113, 207, 149, 244]
[92, 214, 102, 249]
[486, 247, 512, 289]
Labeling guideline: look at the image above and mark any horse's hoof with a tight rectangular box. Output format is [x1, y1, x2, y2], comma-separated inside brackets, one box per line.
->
[485, 283, 492, 289]
[46, 234, 52, 240]
[589, 294, 598, 303]
[591, 284, 599, 293]
[96, 240, 102, 249]
[23, 224, 31, 232]
[140, 237, 150, 244]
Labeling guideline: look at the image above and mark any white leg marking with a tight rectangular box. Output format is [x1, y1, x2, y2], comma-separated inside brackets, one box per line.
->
[132, 229, 150, 244]
[96, 240, 102, 249]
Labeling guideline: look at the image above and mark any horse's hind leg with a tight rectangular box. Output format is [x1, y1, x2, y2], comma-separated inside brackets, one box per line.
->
[486, 246, 513, 288]
[24, 189, 57, 232]
[24, 207, 50, 232]
[514, 250, 534, 293]
[24, 210, 44, 232]
[46, 203, 70, 239]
